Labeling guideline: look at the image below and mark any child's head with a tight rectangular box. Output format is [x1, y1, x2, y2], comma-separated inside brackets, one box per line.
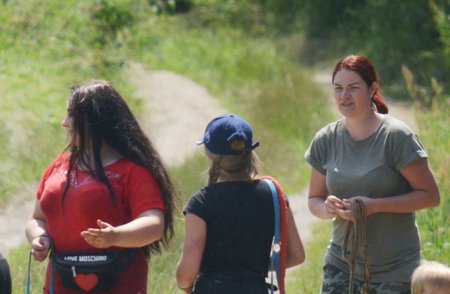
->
[411, 260, 450, 294]
[197, 114, 261, 184]
[197, 114, 259, 155]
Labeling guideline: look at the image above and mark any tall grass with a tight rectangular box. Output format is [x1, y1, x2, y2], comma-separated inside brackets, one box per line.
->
[0, 0, 110, 201]
[415, 99, 450, 264]
[286, 222, 331, 293]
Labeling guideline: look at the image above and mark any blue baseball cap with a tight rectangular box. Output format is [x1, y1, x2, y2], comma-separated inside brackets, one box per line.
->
[197, 114, 260, 155]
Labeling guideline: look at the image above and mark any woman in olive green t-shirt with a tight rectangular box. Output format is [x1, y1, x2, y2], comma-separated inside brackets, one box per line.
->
[305, 55, 440, 294]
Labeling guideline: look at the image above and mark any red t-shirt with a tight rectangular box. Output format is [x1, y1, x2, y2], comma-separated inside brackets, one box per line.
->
[37, 153, 165, 293]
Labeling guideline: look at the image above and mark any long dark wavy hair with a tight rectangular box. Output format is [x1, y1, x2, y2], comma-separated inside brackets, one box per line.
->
[63, 79, 176, 257]
[332, 55, 389, 114]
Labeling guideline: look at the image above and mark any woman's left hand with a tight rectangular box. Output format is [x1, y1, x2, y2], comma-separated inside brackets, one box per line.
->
[337, 196, 375, 221]
[81, 219, 117, 248]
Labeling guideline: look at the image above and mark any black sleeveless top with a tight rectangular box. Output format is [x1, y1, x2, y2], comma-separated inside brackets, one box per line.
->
[184, 180, 275, 280]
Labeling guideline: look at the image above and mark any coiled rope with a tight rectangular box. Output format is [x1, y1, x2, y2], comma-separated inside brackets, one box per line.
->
[342, 198, 371, 294]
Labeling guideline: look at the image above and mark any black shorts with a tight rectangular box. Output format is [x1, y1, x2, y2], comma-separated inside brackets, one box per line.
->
[193, 273, 268, 294]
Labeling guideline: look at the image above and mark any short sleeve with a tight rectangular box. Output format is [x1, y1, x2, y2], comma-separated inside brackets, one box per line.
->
[183, 189, 209, 221]
[394, 133, 428, 170]
[125, 165, 165, 219]
[37, 153, 69, 199]
[305, 129, 328, 175]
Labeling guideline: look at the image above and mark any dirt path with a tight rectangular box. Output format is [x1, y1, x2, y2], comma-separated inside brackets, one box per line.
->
[0, 186, 35, 256]
[126, 63, 228, 167]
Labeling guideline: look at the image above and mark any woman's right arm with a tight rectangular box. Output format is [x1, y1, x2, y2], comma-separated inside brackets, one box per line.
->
[25, 199, 51, 262]
[286, 207, 305, 268]
[308, 167, 345, 220]
[176, 213, 206, 294]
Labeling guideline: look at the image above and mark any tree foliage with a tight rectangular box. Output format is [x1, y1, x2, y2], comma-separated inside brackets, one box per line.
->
[297, 0, 450, 97]
[430, 0, 450, 68]
[185, 0, 303, 34]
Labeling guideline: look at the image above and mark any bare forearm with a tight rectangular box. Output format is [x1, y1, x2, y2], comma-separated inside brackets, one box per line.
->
[286, 208, 305, 268]
[308, 197, 332, 219]
[25, 219, 49, 242]
[113, 216, 164, 247]
[307, 170, 345, 220]
[369, 190, 440, 215]
[26, 200, 50, 242]
[176, 246, 202, 289]
[176, 260, 197, 290]
[177, 213, 205, 291]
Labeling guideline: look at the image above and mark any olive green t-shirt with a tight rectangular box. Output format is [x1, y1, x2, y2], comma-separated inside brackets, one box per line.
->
[305, 115, 427, 282]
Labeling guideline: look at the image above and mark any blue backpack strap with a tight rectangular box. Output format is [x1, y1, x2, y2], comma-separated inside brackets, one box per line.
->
[26, 249, 55, 294]
[26, 250, 32, 294]
[263, 179, 281, 293]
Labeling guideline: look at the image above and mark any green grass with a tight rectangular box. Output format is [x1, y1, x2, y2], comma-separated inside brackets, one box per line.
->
[415, 99, 450, 264]
[286, 222, 332, 293]
[8, 245, 46, 294]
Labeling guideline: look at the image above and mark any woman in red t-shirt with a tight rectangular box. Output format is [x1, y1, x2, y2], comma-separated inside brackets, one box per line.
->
[25, 80, 177, 294]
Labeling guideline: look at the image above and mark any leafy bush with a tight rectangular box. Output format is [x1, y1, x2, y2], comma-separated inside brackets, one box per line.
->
[149, 0, 192, 14]
[89, 0, 135, 46]
[430, 1, 450, 68]
[187, 0, 303, 34]
[296, 0, 449, 98]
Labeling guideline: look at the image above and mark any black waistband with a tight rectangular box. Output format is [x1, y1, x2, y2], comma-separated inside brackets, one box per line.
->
[199, 272, 265, 284]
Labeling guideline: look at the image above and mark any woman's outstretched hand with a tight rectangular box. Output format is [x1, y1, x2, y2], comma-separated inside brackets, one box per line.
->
[81, 219, 117, 248]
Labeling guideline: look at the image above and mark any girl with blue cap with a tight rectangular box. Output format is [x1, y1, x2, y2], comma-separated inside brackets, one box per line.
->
[176, 114, 305, 294]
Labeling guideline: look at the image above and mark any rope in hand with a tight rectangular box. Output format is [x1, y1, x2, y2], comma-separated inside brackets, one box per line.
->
[342, 198, 371, 294]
